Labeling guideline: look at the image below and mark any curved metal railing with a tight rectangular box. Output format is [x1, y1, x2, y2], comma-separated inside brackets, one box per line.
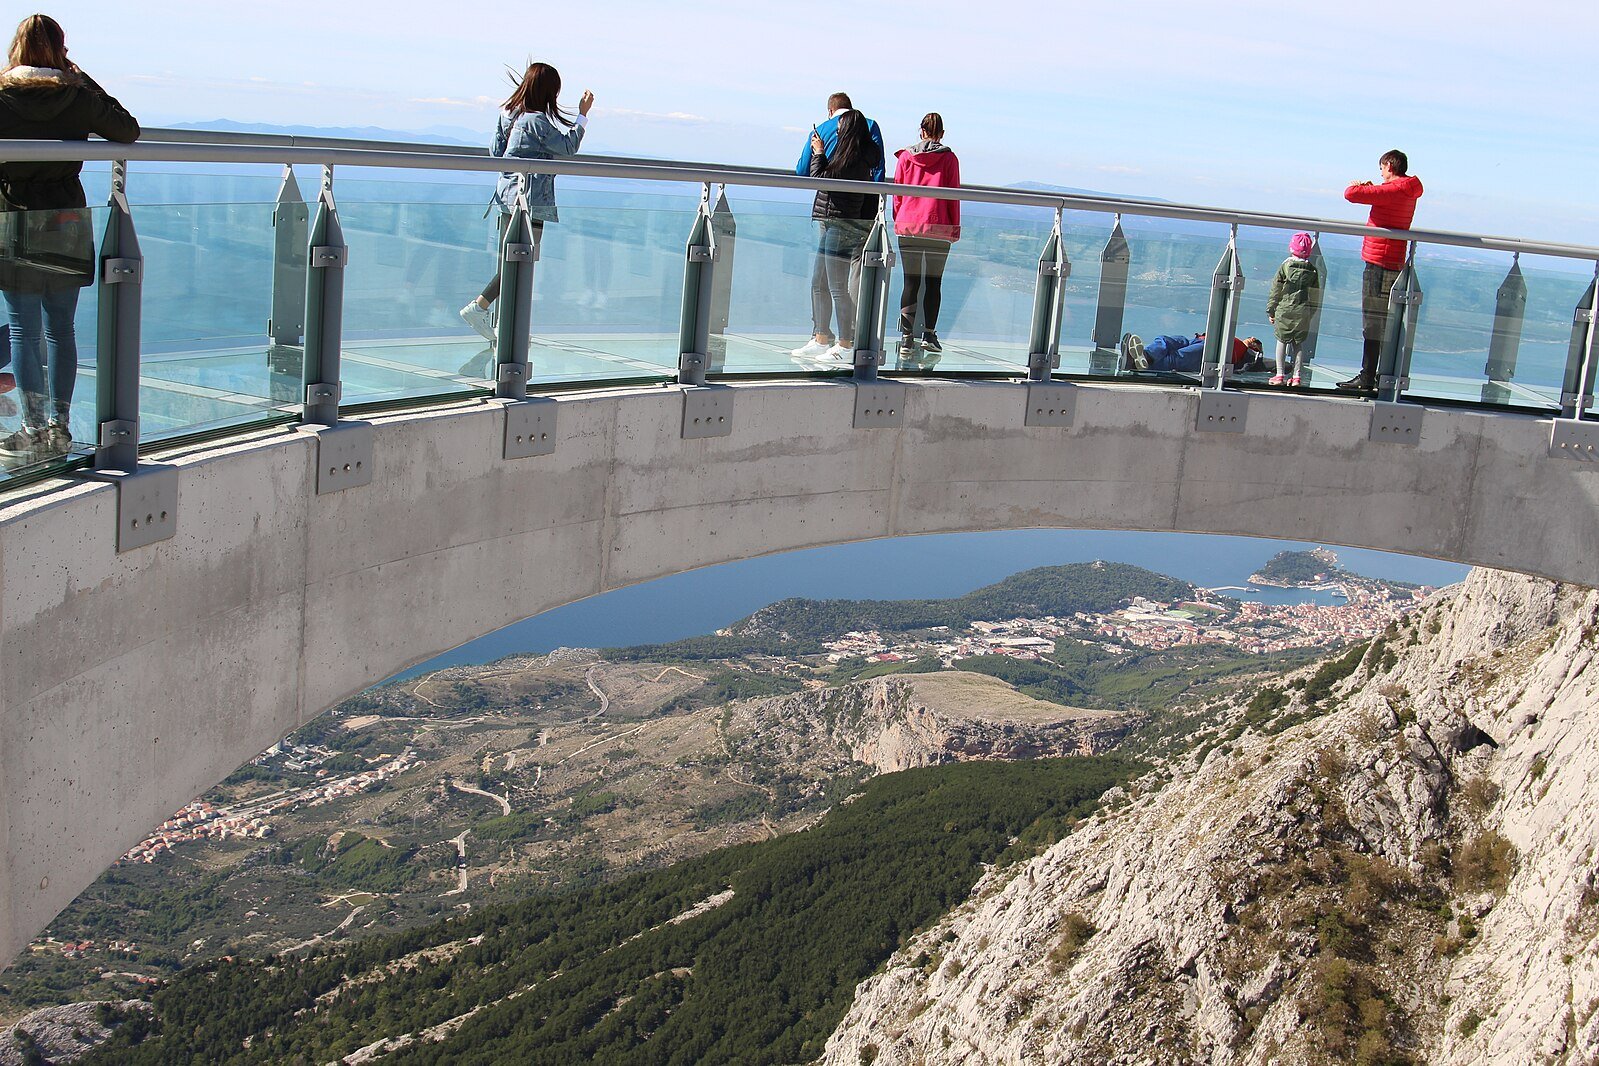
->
[0, 129, 1593, 540]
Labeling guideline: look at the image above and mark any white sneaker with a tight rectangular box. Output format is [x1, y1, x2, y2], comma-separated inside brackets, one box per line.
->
[822, 343, 852, 363]
[790, 338, 833, 359]
[460, 301, 496, 344]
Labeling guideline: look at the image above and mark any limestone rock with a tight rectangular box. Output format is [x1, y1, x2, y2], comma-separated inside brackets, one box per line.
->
[821, 570, 1599, 1066]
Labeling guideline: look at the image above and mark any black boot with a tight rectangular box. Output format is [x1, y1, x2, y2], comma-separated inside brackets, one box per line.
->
[1337, 340, 1379, 391]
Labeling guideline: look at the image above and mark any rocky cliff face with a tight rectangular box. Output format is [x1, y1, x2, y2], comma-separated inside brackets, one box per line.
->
[730, 672, 1134, 776]
[821, 570, 1599, 1066]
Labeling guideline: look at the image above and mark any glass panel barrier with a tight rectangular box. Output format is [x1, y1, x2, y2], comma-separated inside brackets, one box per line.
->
[136, 200, 295, 441]
[1052, 213, 1115, 377]
[1402, 246, 1585, 410]
[712, 193, 858, 374]
[882, 203, 1048, 374]
[1097, 219, 1233, 385]
[337, 178, 689, 402]
[1231, 225, 1367, 391]
[714, 191, 1048, 376]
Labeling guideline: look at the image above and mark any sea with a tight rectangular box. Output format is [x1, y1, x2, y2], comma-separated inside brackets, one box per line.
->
[384, 530, 1470, 684]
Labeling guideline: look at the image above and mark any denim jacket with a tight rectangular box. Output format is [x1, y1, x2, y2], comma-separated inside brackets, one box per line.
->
[490, 109, 585, 222]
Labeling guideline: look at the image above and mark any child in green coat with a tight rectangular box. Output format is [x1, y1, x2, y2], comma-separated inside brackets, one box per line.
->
[1265, 232, 1322, 386]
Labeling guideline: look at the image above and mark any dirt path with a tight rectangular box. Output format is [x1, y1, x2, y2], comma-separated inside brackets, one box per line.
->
[585, 666, 610, 718]
[447, 778, 511, 816]
[559, 723, 648, 765]
[284, 904, 366, 954]
[648, 665, 708, 683]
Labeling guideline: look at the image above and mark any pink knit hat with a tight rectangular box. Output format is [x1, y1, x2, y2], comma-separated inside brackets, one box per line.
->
[1289, 232, 1314, 259]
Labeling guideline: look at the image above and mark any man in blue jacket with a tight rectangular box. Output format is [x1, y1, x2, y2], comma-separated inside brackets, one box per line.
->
[791, 92, 886, 362]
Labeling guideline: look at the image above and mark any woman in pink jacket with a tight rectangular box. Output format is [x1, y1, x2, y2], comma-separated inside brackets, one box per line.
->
[892, 113, 959, 365]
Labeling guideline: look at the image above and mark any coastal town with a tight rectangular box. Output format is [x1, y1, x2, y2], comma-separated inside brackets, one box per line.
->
[117, 747, 420, 865]
[823, 553, 1428, 665]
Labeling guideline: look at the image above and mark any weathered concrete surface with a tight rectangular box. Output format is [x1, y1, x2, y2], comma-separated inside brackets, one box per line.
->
[1, 378, 1596, 964]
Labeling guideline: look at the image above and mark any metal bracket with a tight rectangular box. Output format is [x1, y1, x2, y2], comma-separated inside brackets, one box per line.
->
[1550, 418, 1599, 460]
[1038, 262, 1064, 277]
[853, 382, 906, 429]
[687, 245, 717, 263]
[496, 363, 527, 386]
[1369, 402, 1423, 445]
[499, 397, 557, 459]
[310, 244, 348, 268]
[863, 251, 896, 268]
[1025, 382, 1076, 427]
[1211, 275, 1244, 292]
[681, 385, 734, 439]
[83, 463, 179, 553]
[301, 420, 374, 494]
[102, 257, 143, 285]
[305, 381, 341, 408]
[1577, 308, 1595, 324]
[1196, 390, 1247, 433]
[504, 242, 538, 263]
[98, 418, 138, 450]
[1560, 390, 1592, 413]
[1026, 350, 1062, 377]
[854, 348, 885, 372]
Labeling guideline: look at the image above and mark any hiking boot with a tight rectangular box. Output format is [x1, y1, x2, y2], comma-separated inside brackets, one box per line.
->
[921, 330, 942, 354]
[0, 425, 46, 465]
[459, 300, 496, 344]
[44, 420, 72, 456]
[898, 333, 918, 359]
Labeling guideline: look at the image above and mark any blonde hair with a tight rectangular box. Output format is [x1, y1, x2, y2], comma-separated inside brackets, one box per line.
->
[7, 14, 68, 72]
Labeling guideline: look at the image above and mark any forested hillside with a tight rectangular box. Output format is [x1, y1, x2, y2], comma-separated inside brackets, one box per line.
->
[87, 757, 1139, 1065]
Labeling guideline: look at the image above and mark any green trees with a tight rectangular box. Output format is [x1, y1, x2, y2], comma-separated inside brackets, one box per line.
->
[89, 757, 1138, 1065]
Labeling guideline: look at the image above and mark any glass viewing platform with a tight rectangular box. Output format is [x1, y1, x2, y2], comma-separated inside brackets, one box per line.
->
[0, 130, 1595, 493]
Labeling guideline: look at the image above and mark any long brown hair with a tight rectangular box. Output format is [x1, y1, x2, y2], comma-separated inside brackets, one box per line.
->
[919, 112, 944, 140]
[7, 14, 68, 72]
[502, 62, 573, 126]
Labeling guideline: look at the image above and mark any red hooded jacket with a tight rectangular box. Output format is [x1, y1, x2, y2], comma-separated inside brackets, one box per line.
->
[1344, 174, 1423, 270]
[892, 142, 960, 242]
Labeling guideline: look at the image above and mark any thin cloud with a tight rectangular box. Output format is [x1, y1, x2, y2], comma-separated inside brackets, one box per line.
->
[599, 107, 710, 125]
[410, 95, 498, 109]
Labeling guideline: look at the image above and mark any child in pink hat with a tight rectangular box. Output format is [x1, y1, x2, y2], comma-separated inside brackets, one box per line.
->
[1265, 232, 1323, 386]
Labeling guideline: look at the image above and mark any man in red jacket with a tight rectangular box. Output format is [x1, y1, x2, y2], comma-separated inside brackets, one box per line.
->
[1337, 149, 1423, 392]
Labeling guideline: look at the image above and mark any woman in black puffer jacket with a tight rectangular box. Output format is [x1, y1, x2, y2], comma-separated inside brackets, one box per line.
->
[0, 14, 138, 465]
[806, 110, 882, 358]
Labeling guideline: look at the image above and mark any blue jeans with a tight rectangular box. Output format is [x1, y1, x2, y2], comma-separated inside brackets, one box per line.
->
[4, 287, 81, 426]
[1144, 334, 1203, 372]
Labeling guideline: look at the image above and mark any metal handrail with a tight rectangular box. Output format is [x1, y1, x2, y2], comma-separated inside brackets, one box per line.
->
[6, 135, 1597, 263]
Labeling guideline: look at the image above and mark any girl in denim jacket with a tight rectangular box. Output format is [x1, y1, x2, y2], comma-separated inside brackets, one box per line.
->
[460, 62, 593, 345]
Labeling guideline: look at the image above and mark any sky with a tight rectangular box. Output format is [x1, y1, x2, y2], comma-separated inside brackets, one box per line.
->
[38, 0, 1599, 247]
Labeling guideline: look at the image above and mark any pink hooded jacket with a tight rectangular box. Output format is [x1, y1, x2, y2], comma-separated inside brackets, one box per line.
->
[892, 141, 960, 242]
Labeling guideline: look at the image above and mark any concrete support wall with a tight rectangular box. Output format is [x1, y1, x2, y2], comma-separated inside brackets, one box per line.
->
[2, 379, 1596, 963]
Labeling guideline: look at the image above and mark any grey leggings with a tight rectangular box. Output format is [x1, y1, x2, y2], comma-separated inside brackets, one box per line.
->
[1275, 338, 1304, 377]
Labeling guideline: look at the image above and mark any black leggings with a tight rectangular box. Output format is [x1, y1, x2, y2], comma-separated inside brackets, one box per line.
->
[480, 218, 545, 304]
[898, 235, 951, 334]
